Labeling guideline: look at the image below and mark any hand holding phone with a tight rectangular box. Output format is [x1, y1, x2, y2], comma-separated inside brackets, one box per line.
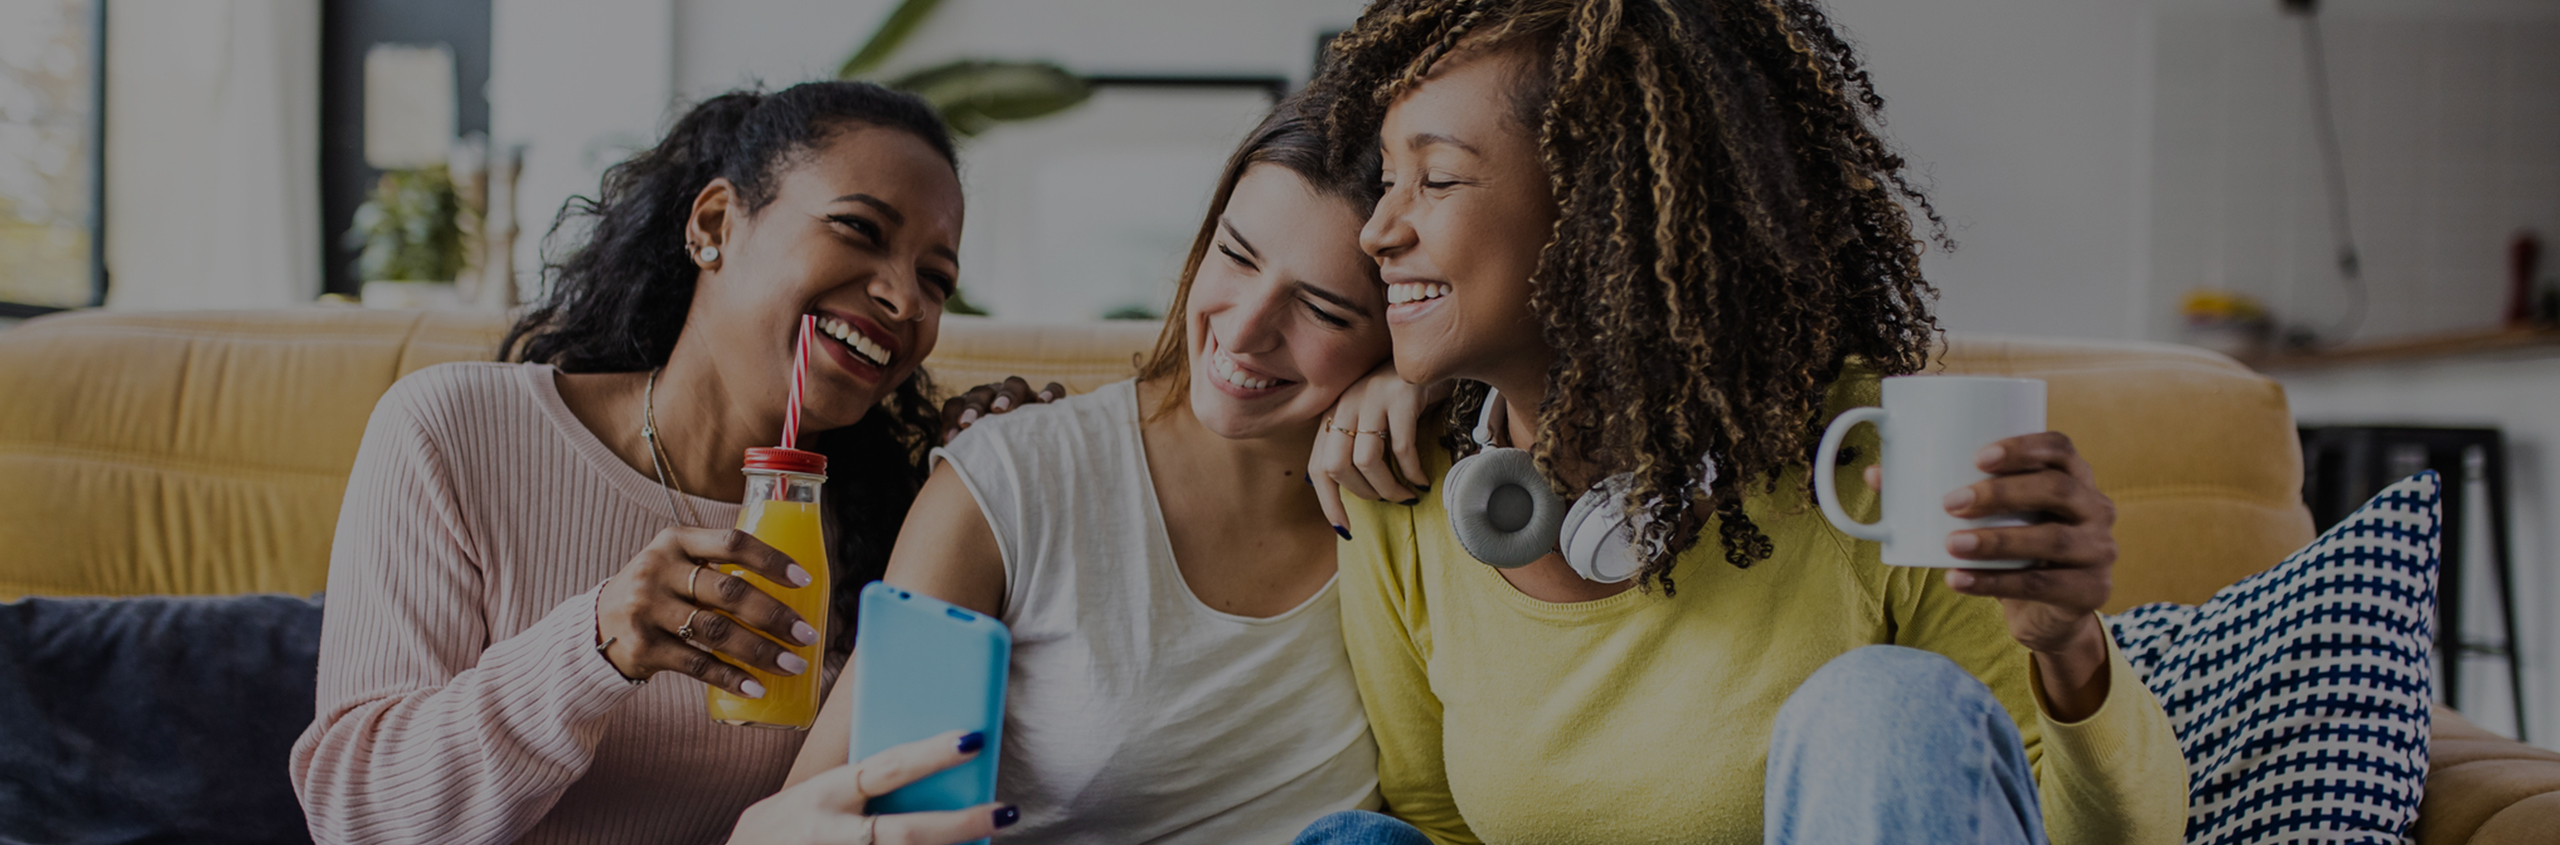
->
[851, 582, 1010, 827]
[726, 729, 1017, 845]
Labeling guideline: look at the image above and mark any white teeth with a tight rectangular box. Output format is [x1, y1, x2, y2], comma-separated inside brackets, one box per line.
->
[1210, 349, 1281, 391]
[1386, 282, 1451, 304]
[814, 315, 890, 367]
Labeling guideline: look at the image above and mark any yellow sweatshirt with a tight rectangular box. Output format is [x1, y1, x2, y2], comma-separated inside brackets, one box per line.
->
[1334, 377, 2188, 845]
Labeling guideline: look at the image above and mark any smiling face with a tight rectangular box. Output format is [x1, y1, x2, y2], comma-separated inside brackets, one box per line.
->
[1362, 44, 1558, 393]
[1184, 163, 1391, 440]
[685, 125, 964, 434]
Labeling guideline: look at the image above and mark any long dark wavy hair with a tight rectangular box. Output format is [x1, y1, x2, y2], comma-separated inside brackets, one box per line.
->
[500, 81, 955, 651]
[1308, 0, 1946, 592]
[1135, 92, 1383, 418]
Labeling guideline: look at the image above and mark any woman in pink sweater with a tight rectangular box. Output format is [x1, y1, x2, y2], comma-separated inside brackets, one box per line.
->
[290, 81, 1008, 845]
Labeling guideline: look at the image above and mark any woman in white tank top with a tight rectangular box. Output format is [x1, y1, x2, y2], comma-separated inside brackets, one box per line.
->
[783, 98, 1396, 843]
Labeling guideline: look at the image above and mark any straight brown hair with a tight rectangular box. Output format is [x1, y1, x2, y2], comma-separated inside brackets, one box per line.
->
[1133, 93, 1383, 419]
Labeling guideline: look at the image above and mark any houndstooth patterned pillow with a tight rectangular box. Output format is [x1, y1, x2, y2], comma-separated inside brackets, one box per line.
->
[2108, 472, 2440, 845]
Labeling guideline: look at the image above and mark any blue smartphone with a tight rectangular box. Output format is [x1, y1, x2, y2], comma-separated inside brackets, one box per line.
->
[851, 581, 1009, 821]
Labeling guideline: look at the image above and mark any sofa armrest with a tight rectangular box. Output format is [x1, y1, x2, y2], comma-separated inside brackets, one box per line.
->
[2417, 704, 2560, 845]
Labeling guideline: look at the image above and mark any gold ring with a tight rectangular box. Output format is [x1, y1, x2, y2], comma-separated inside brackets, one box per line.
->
[860, 813, 878, 845]
[677, 608, 704, 641]
[1357, 428, 1387, 437]
[686, 565, 704, 601]
[1329, 423, 1357, 436]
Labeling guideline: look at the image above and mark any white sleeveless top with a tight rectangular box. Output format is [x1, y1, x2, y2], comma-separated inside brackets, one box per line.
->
[931, 379, 1381, 844]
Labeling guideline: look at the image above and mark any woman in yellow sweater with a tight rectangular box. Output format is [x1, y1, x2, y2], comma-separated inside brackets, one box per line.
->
[1287, 2, 2189, 844]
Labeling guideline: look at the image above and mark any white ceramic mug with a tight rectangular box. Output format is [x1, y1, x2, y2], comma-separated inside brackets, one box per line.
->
[1813, 376, 2047, 568]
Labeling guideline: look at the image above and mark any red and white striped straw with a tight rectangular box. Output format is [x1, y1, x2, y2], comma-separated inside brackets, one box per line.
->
[783, 314, 811, 452]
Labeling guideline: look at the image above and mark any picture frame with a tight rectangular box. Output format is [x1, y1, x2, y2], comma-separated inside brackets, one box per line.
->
[0, 0, 107, 317]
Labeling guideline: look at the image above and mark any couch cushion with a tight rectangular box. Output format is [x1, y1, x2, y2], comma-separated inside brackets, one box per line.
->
[0, 309, 506, 599]
[2418, 705, 2560, 845]
[0, 593, 323, 845]
[2108, 473, 2439, 844]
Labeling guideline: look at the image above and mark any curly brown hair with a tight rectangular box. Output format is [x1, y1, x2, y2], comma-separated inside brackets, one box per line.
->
[1307, 0, 1946, 591]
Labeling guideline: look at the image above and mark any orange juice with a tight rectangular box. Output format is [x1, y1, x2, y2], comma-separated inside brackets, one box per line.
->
[706, 497, 831, 728]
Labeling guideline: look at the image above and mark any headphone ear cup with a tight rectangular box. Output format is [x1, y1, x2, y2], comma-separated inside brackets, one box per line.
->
[1443, 448, 1565, 569]
[1559, 487, 1643, 584]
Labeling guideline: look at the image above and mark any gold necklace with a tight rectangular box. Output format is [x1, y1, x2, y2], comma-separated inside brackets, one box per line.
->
[643, 367, 707, 528]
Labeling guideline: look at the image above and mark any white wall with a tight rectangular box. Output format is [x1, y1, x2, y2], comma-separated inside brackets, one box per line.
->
[105, 0, 321, 310]
[507, 0, 2171, 333]
[489, 0, 672, 300]
[497, 0, 1365, 310]
[1822, 0, 2158, 340]
[2148, 9, 2560, 346]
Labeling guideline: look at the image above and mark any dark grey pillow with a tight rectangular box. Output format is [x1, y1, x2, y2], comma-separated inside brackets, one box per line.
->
[0, 593, 323, 845]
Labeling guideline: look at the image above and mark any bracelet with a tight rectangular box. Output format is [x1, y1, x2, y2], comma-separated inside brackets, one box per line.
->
[595, 635, 647, 687]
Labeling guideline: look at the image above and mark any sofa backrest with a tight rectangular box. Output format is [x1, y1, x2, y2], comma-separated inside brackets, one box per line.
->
[0, 309, 2310, 610]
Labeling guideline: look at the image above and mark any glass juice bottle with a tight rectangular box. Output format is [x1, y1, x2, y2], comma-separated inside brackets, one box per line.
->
[707, 447, 830, 729]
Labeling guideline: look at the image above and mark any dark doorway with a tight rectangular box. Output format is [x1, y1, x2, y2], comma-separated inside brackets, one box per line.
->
[318, 0, 490, 297]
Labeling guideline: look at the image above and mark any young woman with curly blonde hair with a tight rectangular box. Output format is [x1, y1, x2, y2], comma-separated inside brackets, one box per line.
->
[1290, 2, 2187, 843]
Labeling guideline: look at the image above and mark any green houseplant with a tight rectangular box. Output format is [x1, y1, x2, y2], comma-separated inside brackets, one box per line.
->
[346, 165, 468, 285]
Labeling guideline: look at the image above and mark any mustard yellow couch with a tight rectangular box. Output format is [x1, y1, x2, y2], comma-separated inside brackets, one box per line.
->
[1, 308, 2553, 842]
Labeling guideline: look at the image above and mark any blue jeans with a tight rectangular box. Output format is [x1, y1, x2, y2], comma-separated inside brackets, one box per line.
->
[1294, 646, 2045, 845]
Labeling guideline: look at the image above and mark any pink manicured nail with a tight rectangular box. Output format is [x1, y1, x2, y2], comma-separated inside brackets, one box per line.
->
[777, 652, 809, 676]
[1947, 532, 1980, 554]
[1948, 570, 1978, 589]
[1943, 488, 1974, 511]
[1975, 444, 2004, 468]
[740, 679, 767, 699]
[786, 565, 812, 587]
[958, 409, 980, 426]
[991, 396, 1013, 412]
[791, 621, 820, 646]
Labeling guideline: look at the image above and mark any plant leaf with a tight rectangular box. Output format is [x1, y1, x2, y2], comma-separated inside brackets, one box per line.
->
[889, 60, 1091, 137]
[839, 0, 941, 79]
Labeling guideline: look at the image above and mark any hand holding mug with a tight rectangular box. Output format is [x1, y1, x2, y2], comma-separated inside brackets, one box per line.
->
[1935, 432, 2117, 656]
[1815, 376, 2116, 718]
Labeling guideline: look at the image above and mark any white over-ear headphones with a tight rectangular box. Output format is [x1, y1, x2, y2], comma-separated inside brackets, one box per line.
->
[1443, 389, 1715, 583]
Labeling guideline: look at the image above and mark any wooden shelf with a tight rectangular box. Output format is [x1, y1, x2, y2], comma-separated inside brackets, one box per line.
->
[2245, 325, 2560, 372]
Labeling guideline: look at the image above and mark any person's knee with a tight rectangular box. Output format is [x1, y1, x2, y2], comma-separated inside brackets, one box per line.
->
[1775, 645, 2001, 743]
[1292, 810, 1431, 845]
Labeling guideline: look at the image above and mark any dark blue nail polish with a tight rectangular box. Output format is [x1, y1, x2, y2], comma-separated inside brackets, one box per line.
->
[957, 731, 985, 753]
[1417, 484, 1430, 494]
[1303, 473, 1312, 486]
[1399, 497, 1421, 506]
[1333, 525, 1352, 541]
[993, 805, 1021, 828]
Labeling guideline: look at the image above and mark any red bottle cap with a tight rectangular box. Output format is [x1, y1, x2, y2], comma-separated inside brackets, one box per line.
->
[742, 447, 827, 476]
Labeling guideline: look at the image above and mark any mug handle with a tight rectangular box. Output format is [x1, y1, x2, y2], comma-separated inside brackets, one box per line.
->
[1813, 406, 1891, 543]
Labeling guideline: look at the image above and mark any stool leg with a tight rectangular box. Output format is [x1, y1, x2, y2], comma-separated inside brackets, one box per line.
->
[2482, 437, 2528, 742]
[2438, 444, 2468, 710]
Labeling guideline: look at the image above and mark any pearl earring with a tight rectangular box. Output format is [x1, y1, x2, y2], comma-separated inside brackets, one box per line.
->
[696, 245, 720, 264]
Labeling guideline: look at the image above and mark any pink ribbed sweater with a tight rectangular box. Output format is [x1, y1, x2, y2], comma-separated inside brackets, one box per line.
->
[290, 362, 806, 845]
